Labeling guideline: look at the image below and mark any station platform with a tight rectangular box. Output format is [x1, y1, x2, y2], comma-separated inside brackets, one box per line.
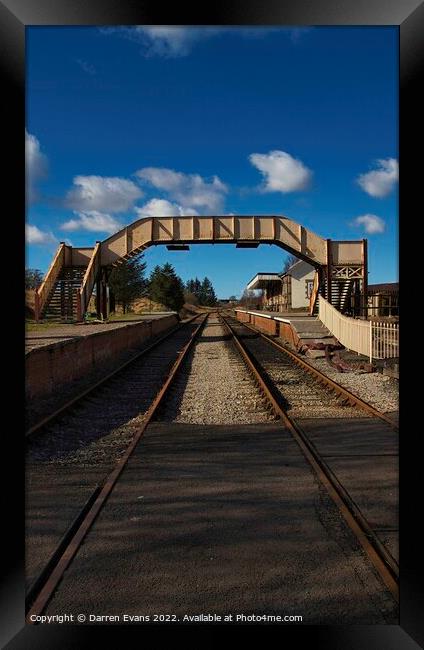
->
[25, 313, 178, 352]
[234, 309, 339, 353]
[26, 313, 180, 401]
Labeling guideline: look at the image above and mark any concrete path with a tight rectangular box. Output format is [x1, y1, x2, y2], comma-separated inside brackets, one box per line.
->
[43, 423, 397, 624]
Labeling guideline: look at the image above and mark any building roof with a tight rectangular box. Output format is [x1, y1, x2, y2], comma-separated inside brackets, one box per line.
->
[247, 260, 315, 290]
[368, 282, 399, 295]
[246, 273, 282, 291]
[284, 259, 303, 273]
[280, 258, 315, 277]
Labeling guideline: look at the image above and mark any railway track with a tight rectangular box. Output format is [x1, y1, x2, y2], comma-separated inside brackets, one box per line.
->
[221, 311, 397, 429]
[26, 313, 204, 438]
[219, 312, 398, 603]
[26, 312, 208, 620]
[26, 310, 398, 622]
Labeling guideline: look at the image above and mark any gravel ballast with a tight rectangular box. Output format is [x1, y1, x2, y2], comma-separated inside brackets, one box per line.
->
[228, 315, 398, 418]
[304, 356, 398, 415]
[227, 319, 366, 420]
[162, 318, 273, 425]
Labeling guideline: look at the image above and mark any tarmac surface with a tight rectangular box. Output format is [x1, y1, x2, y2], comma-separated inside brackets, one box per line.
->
[26, 464, 111, 590]
[297, 417, 398, 562]
[42, 422, 398, 624]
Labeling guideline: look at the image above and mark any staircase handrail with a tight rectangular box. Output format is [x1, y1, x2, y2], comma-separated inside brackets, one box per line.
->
[309, 270, 320, 316]
[34, 243, 66, 320]
[318, 295, 371, 357]
[78, 242, 101, 317]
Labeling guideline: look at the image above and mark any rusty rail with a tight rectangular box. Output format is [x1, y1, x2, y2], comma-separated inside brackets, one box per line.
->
[26, 313, 208, 621]
[227, 312, 397, 430]
[26, 313, 202, 438]
[220, 313, 398, 604]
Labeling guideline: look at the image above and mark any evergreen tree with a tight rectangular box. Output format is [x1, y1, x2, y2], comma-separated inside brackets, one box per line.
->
[200, 277, 217, 306]
[149, 263, 185, 311]
[186, 277, 202, 301]
[108, 255, 147, 314]
[184, 276, 217, 306]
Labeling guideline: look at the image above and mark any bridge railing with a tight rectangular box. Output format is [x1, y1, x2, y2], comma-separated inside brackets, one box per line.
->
[318, 296, 399, 362]
[78, 242, 101, 319]
[34, 242, 66, 321]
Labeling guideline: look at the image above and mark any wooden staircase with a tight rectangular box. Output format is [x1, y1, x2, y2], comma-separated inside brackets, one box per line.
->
[41, 267, 87, 322]
[320, 278, 355, 315]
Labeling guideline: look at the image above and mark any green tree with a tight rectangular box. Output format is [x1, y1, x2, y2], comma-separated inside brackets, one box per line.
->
[200, 277, 217, 306]
[149, 263, 185, 311]
[108, 255, 147, 314]
[186, 277, 202, 299]
[25, 268, 44, 289]
[185, 276, 217, 306]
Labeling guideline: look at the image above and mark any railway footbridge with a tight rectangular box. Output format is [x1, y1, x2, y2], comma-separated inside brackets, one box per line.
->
[34, 215, 368, 322]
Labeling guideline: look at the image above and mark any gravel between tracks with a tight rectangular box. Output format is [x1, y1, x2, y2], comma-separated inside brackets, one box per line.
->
[162, 318, 273, 425]
[227, 316, 398, 419]
[227, 320, 365, 420]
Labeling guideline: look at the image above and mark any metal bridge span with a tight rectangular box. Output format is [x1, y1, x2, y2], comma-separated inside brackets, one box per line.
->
[35, 215, 367, 322]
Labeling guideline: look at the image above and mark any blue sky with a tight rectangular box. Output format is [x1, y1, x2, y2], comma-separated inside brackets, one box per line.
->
[26, 26, 398, 298]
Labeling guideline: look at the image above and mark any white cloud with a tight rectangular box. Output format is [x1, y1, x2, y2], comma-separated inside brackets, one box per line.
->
[249, 150, 312, 193]
[26, 131, 48, 202]
[99, 26, 217, 58]
[351, 214, 385, 234]
[135, 198, 199, 218]
[76, 58, 96, 75]
[65, 176, 143, 213]
[100, 26, 313, 58]
[136, 167, 228, 213]
[61, 211, 122, 234]
[135, 26, 218, 58]
[357, 158, 398, 198]
[26, 224, 56, 245]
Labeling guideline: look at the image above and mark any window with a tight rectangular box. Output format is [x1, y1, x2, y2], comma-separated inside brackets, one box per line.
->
[305, 279, 314, 298]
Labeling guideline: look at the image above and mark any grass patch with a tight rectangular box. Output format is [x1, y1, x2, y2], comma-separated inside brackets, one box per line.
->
[25, 320, 76, 332]
[108, 312, 146, 321]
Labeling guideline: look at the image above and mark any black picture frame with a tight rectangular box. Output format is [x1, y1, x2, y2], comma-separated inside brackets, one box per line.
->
[3, 1, 422, 647]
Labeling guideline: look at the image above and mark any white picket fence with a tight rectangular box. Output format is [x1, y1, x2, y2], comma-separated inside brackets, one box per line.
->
[318, 296, 399, 362]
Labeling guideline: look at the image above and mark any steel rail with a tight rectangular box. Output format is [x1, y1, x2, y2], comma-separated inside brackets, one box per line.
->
[219, 313, 399, 604]
[26, 313, 202, 438]
[26, 313, 208, 622]
[224, 313, 397, 430]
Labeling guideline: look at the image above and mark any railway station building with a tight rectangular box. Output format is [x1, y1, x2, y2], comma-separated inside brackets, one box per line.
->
[367, 283, 399, 318]
[246, 259, 315, 312]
